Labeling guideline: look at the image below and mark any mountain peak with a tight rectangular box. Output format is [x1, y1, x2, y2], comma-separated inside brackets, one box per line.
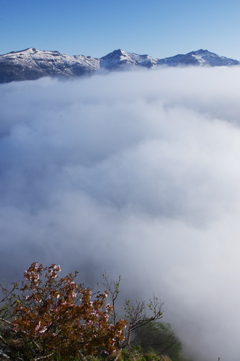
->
[157, 49, 240, 67]
[191, 49, 209, 54]
[100, 49, 129, 60]
[100, 49, 133, 69]
[8, 47, 37, 54]
[0, 47, 239, 83]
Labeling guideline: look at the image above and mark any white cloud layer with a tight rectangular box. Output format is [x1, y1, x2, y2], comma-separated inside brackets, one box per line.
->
[1, 67, 240, 360]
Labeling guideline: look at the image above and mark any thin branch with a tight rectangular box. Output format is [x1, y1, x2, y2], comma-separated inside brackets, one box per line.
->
[34, 352, 54, 361]
[0, 318, 12, 326]
[0, 334, 9, 347]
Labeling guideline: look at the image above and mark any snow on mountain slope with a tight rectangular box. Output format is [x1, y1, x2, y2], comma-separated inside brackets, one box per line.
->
[0, 48, 99, 83]
[2, 48, 100, 70]
[100, 49, 158, 69]
[157, 49, 240, 67]
[0, 48, 239, 83]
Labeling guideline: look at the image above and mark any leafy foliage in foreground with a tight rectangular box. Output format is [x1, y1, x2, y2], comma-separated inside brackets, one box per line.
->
[0, 263, 126, 360]
[0, 263, 184, 361]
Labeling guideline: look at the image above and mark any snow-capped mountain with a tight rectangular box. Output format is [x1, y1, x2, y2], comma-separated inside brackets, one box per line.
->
[0, 48, 239, 83]
[0, 48, 99, 83]
[100, 49, 158, 69]
[157, 49, 240, 67]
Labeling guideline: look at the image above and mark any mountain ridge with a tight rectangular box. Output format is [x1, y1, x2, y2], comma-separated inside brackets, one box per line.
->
[0, 48, 239, 83]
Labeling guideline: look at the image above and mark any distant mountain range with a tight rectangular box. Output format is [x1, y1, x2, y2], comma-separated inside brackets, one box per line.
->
[0, 48, 239, 83]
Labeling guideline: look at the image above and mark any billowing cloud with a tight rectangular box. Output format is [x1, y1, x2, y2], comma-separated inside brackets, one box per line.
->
[1, 67, 240, 360]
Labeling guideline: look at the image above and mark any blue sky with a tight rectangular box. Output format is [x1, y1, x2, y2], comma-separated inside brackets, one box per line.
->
[1, 0, 240, 59]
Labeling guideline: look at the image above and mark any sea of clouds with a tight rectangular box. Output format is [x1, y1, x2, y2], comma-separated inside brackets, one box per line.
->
[1, 66, 240, 360]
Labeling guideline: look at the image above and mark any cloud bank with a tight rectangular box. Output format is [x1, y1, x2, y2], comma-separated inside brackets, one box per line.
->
[1, 67, 240, 360]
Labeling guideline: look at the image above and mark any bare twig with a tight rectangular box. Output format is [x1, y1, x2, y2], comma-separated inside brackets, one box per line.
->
[34, 352, 54, 361]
